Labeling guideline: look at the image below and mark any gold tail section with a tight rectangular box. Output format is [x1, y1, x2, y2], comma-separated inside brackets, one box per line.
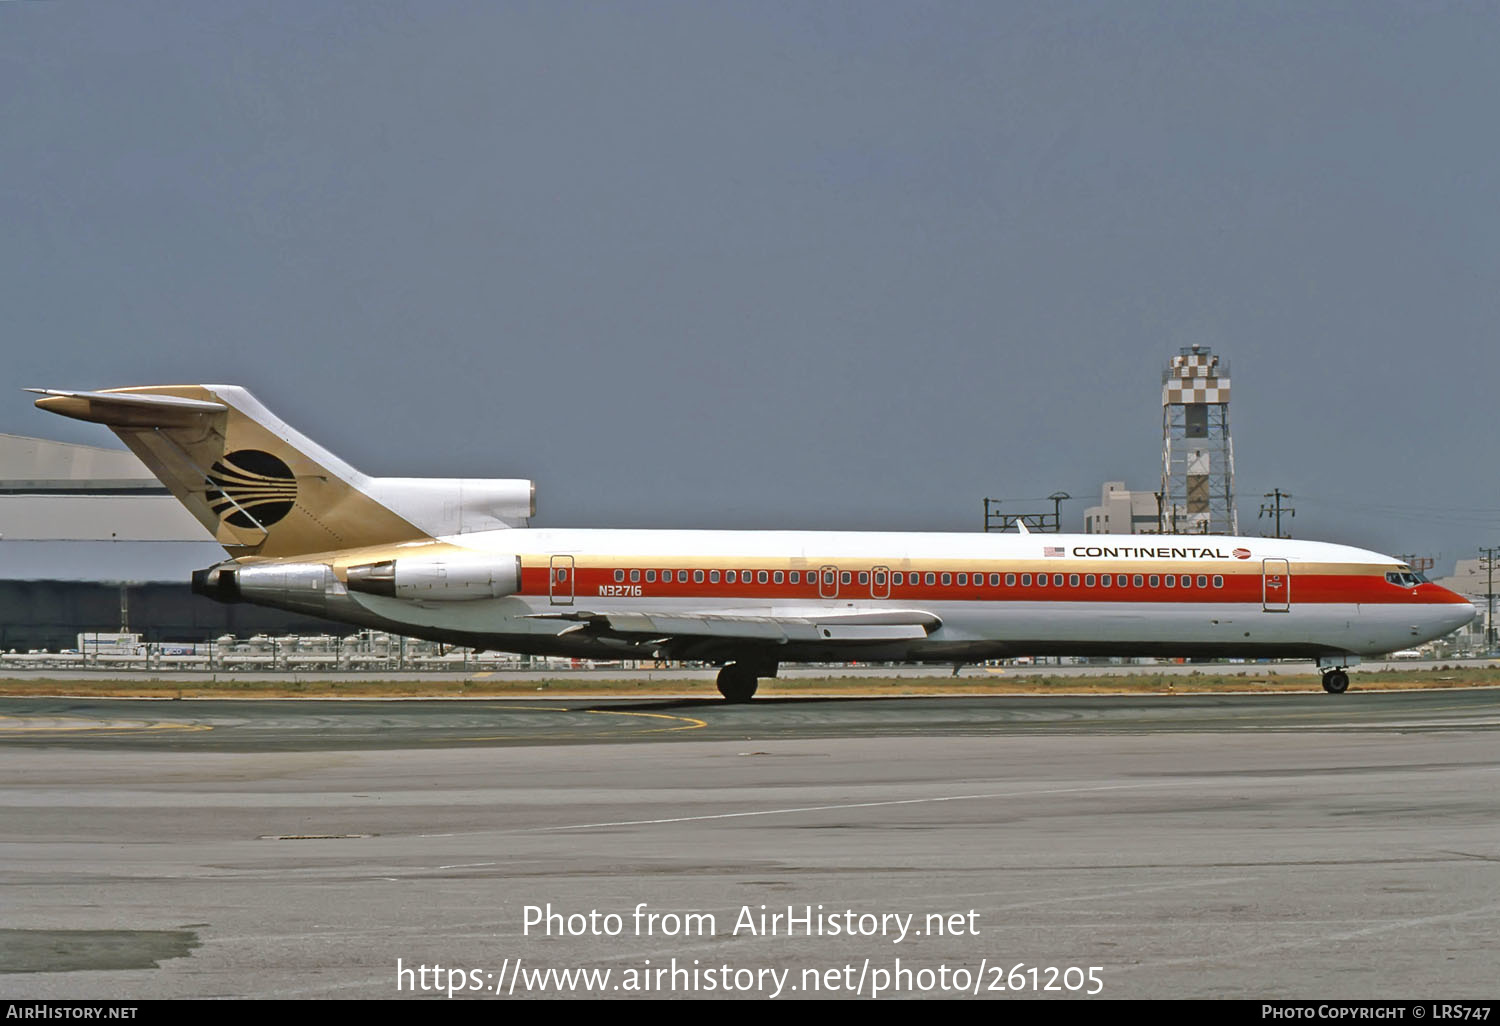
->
[32, 385, 430, 559]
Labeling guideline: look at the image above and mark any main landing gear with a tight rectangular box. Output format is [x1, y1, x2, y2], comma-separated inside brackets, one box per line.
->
[715, 661, 776, 703]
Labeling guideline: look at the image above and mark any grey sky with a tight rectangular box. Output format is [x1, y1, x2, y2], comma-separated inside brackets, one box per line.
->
[3, 1, 1498, 572]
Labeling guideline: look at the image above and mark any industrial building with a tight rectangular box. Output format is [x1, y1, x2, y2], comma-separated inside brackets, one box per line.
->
[1433, 559, 1495, 652]
[1083, 482, 1161, 535]
[0, 432, 327, 650]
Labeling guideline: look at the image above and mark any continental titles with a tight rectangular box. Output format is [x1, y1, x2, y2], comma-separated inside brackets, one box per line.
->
[1071, 546, 1232, 559]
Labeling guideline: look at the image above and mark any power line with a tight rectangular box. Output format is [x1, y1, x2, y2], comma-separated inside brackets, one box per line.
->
[1289, 495, 1500, 529]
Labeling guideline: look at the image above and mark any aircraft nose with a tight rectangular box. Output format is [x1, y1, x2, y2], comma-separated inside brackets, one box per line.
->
[1429, 587, 1478, 634]
[1444, 600, 1479, 632]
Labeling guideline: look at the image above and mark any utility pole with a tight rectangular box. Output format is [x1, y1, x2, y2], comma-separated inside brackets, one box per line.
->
[1258, 489, 1295, 539]
[1480, 547, 1500, 651]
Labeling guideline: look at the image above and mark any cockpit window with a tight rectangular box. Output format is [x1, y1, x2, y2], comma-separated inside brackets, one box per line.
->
[1386, 570, 1425, 587]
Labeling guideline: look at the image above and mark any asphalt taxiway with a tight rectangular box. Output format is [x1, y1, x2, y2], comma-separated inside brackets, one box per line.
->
[3, 691, 1498, 999]
[3, 689, 1500, 750]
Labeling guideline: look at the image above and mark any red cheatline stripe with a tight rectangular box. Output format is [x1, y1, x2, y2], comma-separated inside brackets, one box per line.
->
[516, 565, 1453, 606]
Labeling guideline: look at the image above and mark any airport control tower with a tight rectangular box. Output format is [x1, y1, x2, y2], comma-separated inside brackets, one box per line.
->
[1160, 345, 1238, 535]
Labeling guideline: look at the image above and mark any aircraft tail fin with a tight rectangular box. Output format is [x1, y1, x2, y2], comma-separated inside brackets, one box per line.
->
[30, 385, 533, 559]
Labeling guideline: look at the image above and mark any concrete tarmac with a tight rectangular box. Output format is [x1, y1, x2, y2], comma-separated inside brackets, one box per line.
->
[2, 691, 1498, 999]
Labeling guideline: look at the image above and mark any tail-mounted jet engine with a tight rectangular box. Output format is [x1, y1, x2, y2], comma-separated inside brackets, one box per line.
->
[191, 562, 334, 615]
[344, 556, 522, 601]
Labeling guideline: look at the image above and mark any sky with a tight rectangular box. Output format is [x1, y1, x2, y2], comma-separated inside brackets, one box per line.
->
[3, 1, 1499, 576]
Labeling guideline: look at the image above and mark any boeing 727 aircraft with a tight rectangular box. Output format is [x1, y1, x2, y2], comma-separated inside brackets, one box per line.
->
[31, 385, 1476, 700]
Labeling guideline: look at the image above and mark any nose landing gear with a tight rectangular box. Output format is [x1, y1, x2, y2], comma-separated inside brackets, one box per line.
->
[1316, 655, 1358, 694]
[1320, 669, 1350, 694]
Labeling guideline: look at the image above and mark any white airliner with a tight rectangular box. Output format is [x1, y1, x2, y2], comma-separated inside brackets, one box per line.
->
[31, 385, 1475, 700]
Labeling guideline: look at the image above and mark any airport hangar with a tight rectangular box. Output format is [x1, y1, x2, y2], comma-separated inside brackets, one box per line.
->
[0, 433, 342, 651]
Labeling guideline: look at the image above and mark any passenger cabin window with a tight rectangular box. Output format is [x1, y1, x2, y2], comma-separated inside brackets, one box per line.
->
[859, 572, 869, 585]
[631, 569, 641, 583]
[1165, 575, 1175, 587]
[1069, 574, 1079, 587]
[925, 573, 936, 585]
[1196, 575, 1208, 588]
[1037, 574, 1047, 587]
[614, 570, 625, 583]
[726, 571, 736, 583]
[893, 572, 903, 585]
[941, 573, 952, 586]
[1212, 575, 1224, 588]
[1020, 574, 1031, 586]
[693, 570, 704, 583]
[1148, 575, 1159, 588]
[646, 570, 657, 582]
[710, 570, 720, 583]
[1085, 574, 1095, 587]
[991, 574, 1002, 586]
[1052, 574, 1063, 587]
[758, 571, 769, 584]
[1132, 575, 1143, 587]
[774, 571, 784, 584]
[1005, 574, 1016, 586]
[1101, 574, 1111, 588]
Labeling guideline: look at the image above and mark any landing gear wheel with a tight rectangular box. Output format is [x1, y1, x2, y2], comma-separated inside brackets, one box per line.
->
[1322, 670, 1350, 694]
[716, 664, 759, 703]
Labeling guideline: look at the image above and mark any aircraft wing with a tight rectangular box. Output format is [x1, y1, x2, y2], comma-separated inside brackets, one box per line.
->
[530, 607, 942, 644]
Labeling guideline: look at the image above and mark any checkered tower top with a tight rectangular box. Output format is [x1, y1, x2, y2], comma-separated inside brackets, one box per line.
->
[1161, 345, 1231, 406]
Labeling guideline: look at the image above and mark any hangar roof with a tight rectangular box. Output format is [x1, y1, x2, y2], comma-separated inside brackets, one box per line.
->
[0, 433, 163, 490]
[1, 434, 210, 555]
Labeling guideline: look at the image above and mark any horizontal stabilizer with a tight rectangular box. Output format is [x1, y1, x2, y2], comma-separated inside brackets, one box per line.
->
[29, 388, 227, 427]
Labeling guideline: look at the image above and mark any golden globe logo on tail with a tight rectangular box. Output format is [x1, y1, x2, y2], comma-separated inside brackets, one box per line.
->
[206, 450, 298, 528]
